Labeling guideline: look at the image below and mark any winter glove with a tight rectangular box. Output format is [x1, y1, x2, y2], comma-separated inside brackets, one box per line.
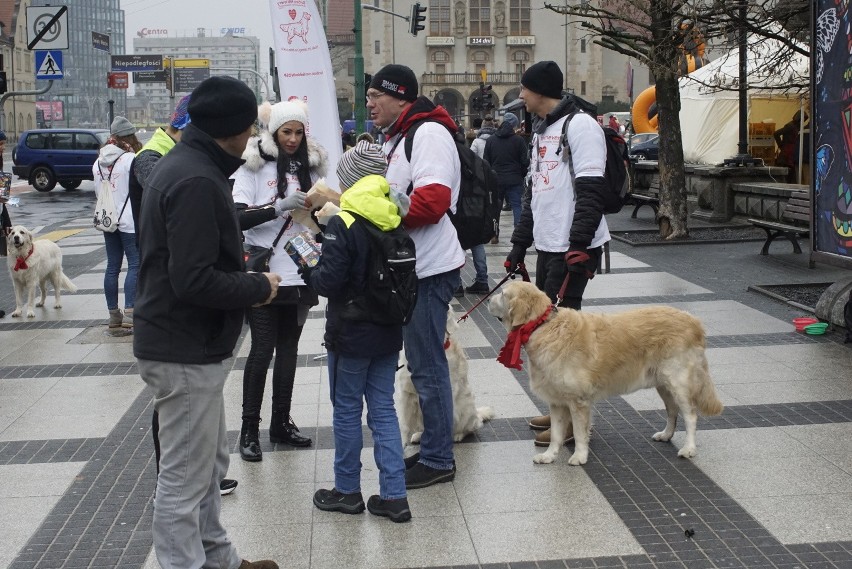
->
[505, 244, 527, 274]
[297, 264, 313, 285]
[275, 191, 307, 215]
[564, 249, 595, 279]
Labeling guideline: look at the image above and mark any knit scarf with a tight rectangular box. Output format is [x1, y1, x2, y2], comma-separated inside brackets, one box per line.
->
[496, 308, 552, 370]
[13, 246, 34, 271]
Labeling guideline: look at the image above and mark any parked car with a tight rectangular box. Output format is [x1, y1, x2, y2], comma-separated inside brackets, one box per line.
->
[12, 128, 109, 192]
[628, 133, 659, 161]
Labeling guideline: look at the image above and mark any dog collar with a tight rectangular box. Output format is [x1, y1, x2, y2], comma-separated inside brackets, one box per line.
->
[13, 246, 34, 272]
[496, 307, 552, 370]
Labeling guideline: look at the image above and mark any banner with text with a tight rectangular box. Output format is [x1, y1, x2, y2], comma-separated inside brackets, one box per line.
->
[268, 0, 341, 189]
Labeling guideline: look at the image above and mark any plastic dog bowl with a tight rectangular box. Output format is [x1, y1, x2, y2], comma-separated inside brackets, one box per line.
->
[804, 322, 829, 335]
[793, 317, 818, 331]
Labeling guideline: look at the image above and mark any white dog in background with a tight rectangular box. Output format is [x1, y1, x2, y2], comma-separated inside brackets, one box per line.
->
[6, 226, 77, 318]
[488, 281, 723, 466]
[396, 312, 495, 445]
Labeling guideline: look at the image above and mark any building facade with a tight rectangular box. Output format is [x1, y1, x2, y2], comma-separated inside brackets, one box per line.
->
[132, 29, 261, 125]
[332, 0, 650, 128]
[0, 0, 36, 139]
[30, 0, 126, 129]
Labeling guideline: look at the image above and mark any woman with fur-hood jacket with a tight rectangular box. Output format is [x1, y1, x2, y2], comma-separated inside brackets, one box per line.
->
[232, 100, 329, 462]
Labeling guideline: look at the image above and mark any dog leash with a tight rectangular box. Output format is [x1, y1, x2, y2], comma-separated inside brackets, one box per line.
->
[456, 263, 530, 324]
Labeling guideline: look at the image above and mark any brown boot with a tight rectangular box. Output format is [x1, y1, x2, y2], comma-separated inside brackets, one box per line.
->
[238, 560, 279, 569]
[528, 415, 550, 431]
[533, 423, 575, 447]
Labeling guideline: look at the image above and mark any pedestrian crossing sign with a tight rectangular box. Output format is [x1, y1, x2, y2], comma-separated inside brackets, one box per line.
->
[35, 50, 64, 80]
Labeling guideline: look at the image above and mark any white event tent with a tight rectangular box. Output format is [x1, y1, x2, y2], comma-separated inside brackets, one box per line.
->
[678, 35, 809, 165]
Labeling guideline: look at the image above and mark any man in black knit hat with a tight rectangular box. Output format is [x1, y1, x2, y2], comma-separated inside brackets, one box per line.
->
[134, 76, 281, 569]
[504, 61, 612, 449]
[367, 63, 465, 490]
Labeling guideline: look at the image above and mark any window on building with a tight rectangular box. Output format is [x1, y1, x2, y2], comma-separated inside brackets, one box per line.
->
[374, 40, 381, 54]
[432, 50, 450, 62]
[470, 0, 491, 36]
[512, 50, 528, 74]
[580, 39, 586, 53]
[430, 0, 451, 36]
[581, 81, 586, 95]
[435, 63, 446, 74]
[509, 0, 530, 35]
[472, 50, 489, 63]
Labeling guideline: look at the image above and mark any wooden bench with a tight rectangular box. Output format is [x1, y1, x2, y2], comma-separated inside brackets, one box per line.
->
[748, 191, 810, 255]
[625, 193, 660, 219]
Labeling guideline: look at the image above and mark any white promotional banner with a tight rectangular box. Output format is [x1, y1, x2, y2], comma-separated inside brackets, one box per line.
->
[268, 0, 341, 189]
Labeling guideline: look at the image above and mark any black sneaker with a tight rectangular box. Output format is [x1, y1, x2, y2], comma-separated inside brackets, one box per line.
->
[465, 281, 489, 295]
[367, 495, 412, 523]
[405, 462, 456, 489]
[313, 488, 365, 514]
[404, 453, 420, 469]
[453, 285, 465, 298]
[219, 479, 238, 496]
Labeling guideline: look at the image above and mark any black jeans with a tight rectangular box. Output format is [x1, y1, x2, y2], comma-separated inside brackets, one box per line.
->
[242, 303, 304, 422]
[534, 246, 602, 310]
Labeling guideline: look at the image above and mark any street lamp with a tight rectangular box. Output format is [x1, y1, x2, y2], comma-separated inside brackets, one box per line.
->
[225, 32, 260, 102]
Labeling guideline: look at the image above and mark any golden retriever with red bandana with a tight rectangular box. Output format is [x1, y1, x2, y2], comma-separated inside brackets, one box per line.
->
[488, 280, 722, 466]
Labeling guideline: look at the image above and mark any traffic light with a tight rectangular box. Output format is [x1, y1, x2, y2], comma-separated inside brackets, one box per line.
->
[409, 3, 427, 36]
[0, 72, 7, 95]
[480, 82, 494, 110]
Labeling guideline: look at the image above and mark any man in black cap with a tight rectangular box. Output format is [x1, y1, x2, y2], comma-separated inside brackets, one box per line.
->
[504, 61, 611, 449]
[366, 63, 464, 489]
[134, 76, 281, 569]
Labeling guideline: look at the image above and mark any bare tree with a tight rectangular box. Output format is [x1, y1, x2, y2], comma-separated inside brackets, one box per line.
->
[544, 0, 808, 239]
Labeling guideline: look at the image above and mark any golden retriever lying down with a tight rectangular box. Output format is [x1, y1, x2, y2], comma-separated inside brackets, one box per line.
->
[396, 312, 495, 445]
[488, 281, 722, 466]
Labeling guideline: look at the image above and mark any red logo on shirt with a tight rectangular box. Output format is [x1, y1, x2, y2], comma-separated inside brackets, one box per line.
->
[538, 146, 547, 158]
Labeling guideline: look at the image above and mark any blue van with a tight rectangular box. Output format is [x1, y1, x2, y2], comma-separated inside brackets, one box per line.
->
[12, 128, 109, 192]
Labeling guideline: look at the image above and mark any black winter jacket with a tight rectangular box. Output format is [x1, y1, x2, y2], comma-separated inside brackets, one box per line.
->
[133, 125, 271, 364]
[512, 95, 608, 251]
[305, 175, 403, 357]
[483, 122, 530, 186]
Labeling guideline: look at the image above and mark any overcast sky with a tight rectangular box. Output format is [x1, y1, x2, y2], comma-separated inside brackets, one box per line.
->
[119, 0, 277, 73]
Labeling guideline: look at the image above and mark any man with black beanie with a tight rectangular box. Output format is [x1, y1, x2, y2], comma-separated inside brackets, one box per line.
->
[367, 63, 464, 490]
[134, 76, 281, 569]
[505, 61, 611, 450]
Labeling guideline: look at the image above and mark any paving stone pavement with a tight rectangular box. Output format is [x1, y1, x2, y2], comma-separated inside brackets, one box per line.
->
[1, 185, 851, 569]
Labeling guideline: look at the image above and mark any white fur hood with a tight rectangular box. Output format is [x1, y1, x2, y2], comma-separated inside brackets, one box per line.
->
[240, 130, 328, 178]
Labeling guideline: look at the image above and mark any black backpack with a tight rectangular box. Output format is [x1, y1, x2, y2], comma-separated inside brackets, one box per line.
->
[339, 212, 418, 326]
[403, 120, 501, 250]
[557, 112, 631, 214]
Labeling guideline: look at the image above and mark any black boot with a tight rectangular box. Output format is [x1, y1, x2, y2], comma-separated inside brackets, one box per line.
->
[270, 413, 312, 447]
[239, 421, 263, 462]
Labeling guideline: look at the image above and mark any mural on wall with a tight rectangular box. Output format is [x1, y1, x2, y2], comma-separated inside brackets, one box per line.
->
[814, 0, 852, 260]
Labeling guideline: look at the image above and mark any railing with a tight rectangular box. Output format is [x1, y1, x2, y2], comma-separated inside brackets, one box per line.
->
[420, 72, 523, 86]
[327, 34, 356, 45]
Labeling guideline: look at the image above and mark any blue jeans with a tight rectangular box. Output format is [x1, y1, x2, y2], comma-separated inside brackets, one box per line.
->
[402, 269, 459, 470]
[103, 230, 139, 310]
[327, 351, 406, 500]
[503, 184, 523, 228]
[470, 244, 488, 284]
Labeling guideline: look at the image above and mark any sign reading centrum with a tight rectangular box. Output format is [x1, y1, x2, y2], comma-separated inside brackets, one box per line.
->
[110, 54, 164, 72]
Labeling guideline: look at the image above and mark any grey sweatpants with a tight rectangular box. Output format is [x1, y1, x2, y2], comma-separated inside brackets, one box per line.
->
[138, 358, 241, 569]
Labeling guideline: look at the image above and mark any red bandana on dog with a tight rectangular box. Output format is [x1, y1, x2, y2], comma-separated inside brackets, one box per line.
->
[13, 246, 34, 271]
[497, 308, 552, 370]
